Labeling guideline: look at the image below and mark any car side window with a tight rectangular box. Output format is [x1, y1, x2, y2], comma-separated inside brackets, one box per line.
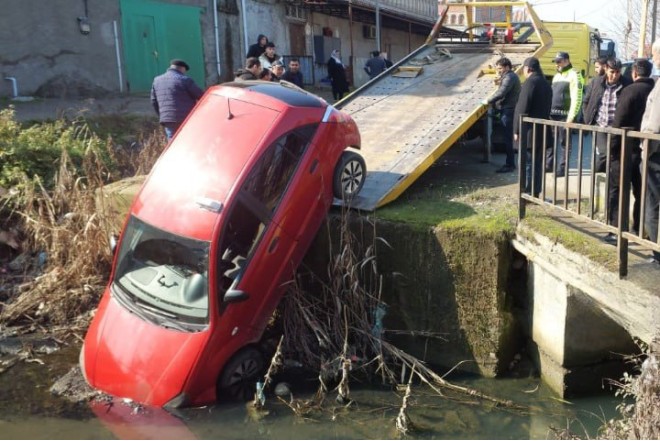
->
[241, 124, 318, 213]
[217, 197, 266, 294]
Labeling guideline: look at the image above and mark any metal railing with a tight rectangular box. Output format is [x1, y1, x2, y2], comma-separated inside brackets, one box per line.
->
[518, 116, 660, 278]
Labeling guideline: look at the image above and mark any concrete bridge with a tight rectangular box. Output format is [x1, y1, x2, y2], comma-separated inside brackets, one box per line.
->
[514, 215, 660, 397]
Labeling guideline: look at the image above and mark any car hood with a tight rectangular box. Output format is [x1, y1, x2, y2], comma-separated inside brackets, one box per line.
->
[133, 92, 280, 241]
[85, 294, 210, 406]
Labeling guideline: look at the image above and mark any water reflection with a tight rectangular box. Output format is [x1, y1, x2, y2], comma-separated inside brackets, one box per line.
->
[77, 377, 619, 440]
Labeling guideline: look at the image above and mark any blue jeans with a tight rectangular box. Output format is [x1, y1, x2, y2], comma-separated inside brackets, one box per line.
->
[499, 107, 515, 167]
[162, 123, 181, 141]
[525, 149, 543, 197]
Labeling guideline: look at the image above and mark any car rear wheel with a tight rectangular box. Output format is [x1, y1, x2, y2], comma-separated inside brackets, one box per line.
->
[333, 151, 366, 200]
[218, 347, 264, 402]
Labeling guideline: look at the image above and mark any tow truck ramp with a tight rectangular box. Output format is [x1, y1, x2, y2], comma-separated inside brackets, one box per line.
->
[336, 1, 551, 211]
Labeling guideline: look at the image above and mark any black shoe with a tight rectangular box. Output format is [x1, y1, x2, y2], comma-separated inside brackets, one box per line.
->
[604, 233, 617, 244]
[555, 168, 566, 177]
[496, 165, 515, 173]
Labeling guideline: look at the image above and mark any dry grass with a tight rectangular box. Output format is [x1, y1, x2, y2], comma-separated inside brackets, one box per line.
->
[260, 206, 527, 435]
[0, 116, 165, 331]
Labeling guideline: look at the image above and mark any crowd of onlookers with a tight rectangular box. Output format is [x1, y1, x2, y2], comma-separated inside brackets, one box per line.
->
[488, 43, 660, 264]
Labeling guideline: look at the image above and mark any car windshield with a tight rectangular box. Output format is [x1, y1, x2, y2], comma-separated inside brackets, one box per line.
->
[113, 216, 210, 329]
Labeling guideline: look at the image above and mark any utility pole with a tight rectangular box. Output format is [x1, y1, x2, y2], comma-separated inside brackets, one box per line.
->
[376, 0, 381, 51]
[639, 0, 650, 57]
[653, 0, 658, 43]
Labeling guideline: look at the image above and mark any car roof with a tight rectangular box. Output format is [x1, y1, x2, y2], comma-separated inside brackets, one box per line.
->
[132, 83, 328, 241]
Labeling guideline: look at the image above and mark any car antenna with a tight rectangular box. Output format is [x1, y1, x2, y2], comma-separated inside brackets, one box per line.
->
[227, 98, 234, 120]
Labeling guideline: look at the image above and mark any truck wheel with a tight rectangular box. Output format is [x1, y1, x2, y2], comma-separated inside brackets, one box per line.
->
[218, 347, 264, 402]
[333, 151, 366, 200]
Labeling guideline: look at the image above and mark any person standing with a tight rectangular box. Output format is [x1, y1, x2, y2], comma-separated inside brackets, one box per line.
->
[281, 58, 304, 88]
[606, 58, 655, 240]
[549, 51, 585, 176]
[270, 60, 285, 82]
[482, 57, 521, 173]
[150, 59, 204, 141]
[236, 57, 261, 81]
[640, 39, 660, 265]
[327, 49, 349, 101]
[246, 34, 268, 59]
[513, 57, 552, 196]
[258, 42, 281, 70]
[364, 50, 386, 79]
[582, 58, 631, 174]
[582, 56, 607, 119]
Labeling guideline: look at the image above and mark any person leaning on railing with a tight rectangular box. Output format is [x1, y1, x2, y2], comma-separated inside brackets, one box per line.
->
[608, 58, 655, 242]
[513, 57, 552, 197]
[640, 39, 660, 266]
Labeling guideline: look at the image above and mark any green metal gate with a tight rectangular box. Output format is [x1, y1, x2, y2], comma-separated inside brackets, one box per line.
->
[120, 0, 204, 93]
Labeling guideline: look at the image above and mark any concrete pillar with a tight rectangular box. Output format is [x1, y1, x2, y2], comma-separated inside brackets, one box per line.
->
[527, 262, 638, 397]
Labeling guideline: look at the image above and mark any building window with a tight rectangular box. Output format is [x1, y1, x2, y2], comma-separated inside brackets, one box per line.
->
[458, 14, 464, 25]
[450, 14, 456, 25]
[285, 5, 308, 21]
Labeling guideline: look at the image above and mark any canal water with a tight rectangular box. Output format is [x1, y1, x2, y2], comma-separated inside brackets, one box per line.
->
[0, 344, 622, 440]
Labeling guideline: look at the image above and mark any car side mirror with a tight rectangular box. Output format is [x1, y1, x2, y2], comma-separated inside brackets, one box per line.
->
[223, 289, 249, 303]
[109, 234, 118, 253]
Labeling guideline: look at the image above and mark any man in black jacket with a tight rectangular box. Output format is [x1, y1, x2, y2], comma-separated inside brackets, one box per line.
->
[513, 57, 552, 196]
[246, 34, 268, 59]
[605, 58, 655, 240]
[582, 58, 632, 172]
[150, 59, 204, 141]
[483, 57, 521, 173]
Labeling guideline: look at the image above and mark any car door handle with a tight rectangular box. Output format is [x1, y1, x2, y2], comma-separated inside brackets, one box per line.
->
[268, 236, 279, 254]
[309, 159, 319, 174]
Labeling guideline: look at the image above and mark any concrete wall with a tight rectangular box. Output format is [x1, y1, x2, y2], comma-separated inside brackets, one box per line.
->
[514, 229, 658, 397]
[0, 0, 239, 97]
[0, 0, 429, 98]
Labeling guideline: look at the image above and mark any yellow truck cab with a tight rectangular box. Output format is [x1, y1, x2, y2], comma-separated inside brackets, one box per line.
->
[537, 22, 614, 81]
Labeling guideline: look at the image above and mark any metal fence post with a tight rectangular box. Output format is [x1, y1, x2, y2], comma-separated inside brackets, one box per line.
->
[618, 129, 631, 278]
[519, 115, 528, 220]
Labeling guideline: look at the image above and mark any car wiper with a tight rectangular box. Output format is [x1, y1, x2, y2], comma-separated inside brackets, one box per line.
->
[111, 283, 155, 324]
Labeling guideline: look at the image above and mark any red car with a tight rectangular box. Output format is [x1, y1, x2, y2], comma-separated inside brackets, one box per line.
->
[80, 81, 364, 408]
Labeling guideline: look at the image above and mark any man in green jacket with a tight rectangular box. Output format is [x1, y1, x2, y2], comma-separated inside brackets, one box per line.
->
[549, 52, 585, 177]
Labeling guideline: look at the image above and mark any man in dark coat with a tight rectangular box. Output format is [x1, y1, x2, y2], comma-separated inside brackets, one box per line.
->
[483, 57, 521, 173]
[582, 58, 632, 173]
[281, 58, 304, 88]
[513, 57, 553, 197]
[150, 59, 204, 141]
[581, 56, 607, 119]
[606, 58, 656, 239]
[246, 34, 268, 59]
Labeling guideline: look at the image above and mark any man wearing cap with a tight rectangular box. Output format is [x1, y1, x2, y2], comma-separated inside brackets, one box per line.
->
[151, 59, 204, 141]
[583, 58, 631, 173]
[481, 57, 521, 173]
[270, 60, 285, 82]
[549, 51, 585, 176]
[513, 57, 552, 196]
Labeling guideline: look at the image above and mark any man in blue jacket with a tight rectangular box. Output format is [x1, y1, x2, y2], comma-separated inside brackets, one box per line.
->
[151, 59, 204, 140]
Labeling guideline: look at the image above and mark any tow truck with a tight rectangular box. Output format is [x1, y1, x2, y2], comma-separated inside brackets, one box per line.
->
[335, 1, 552, 211]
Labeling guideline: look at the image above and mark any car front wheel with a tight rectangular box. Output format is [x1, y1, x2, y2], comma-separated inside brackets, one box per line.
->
[218, 347, 264, 402]
[333, 151, 366, 200]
